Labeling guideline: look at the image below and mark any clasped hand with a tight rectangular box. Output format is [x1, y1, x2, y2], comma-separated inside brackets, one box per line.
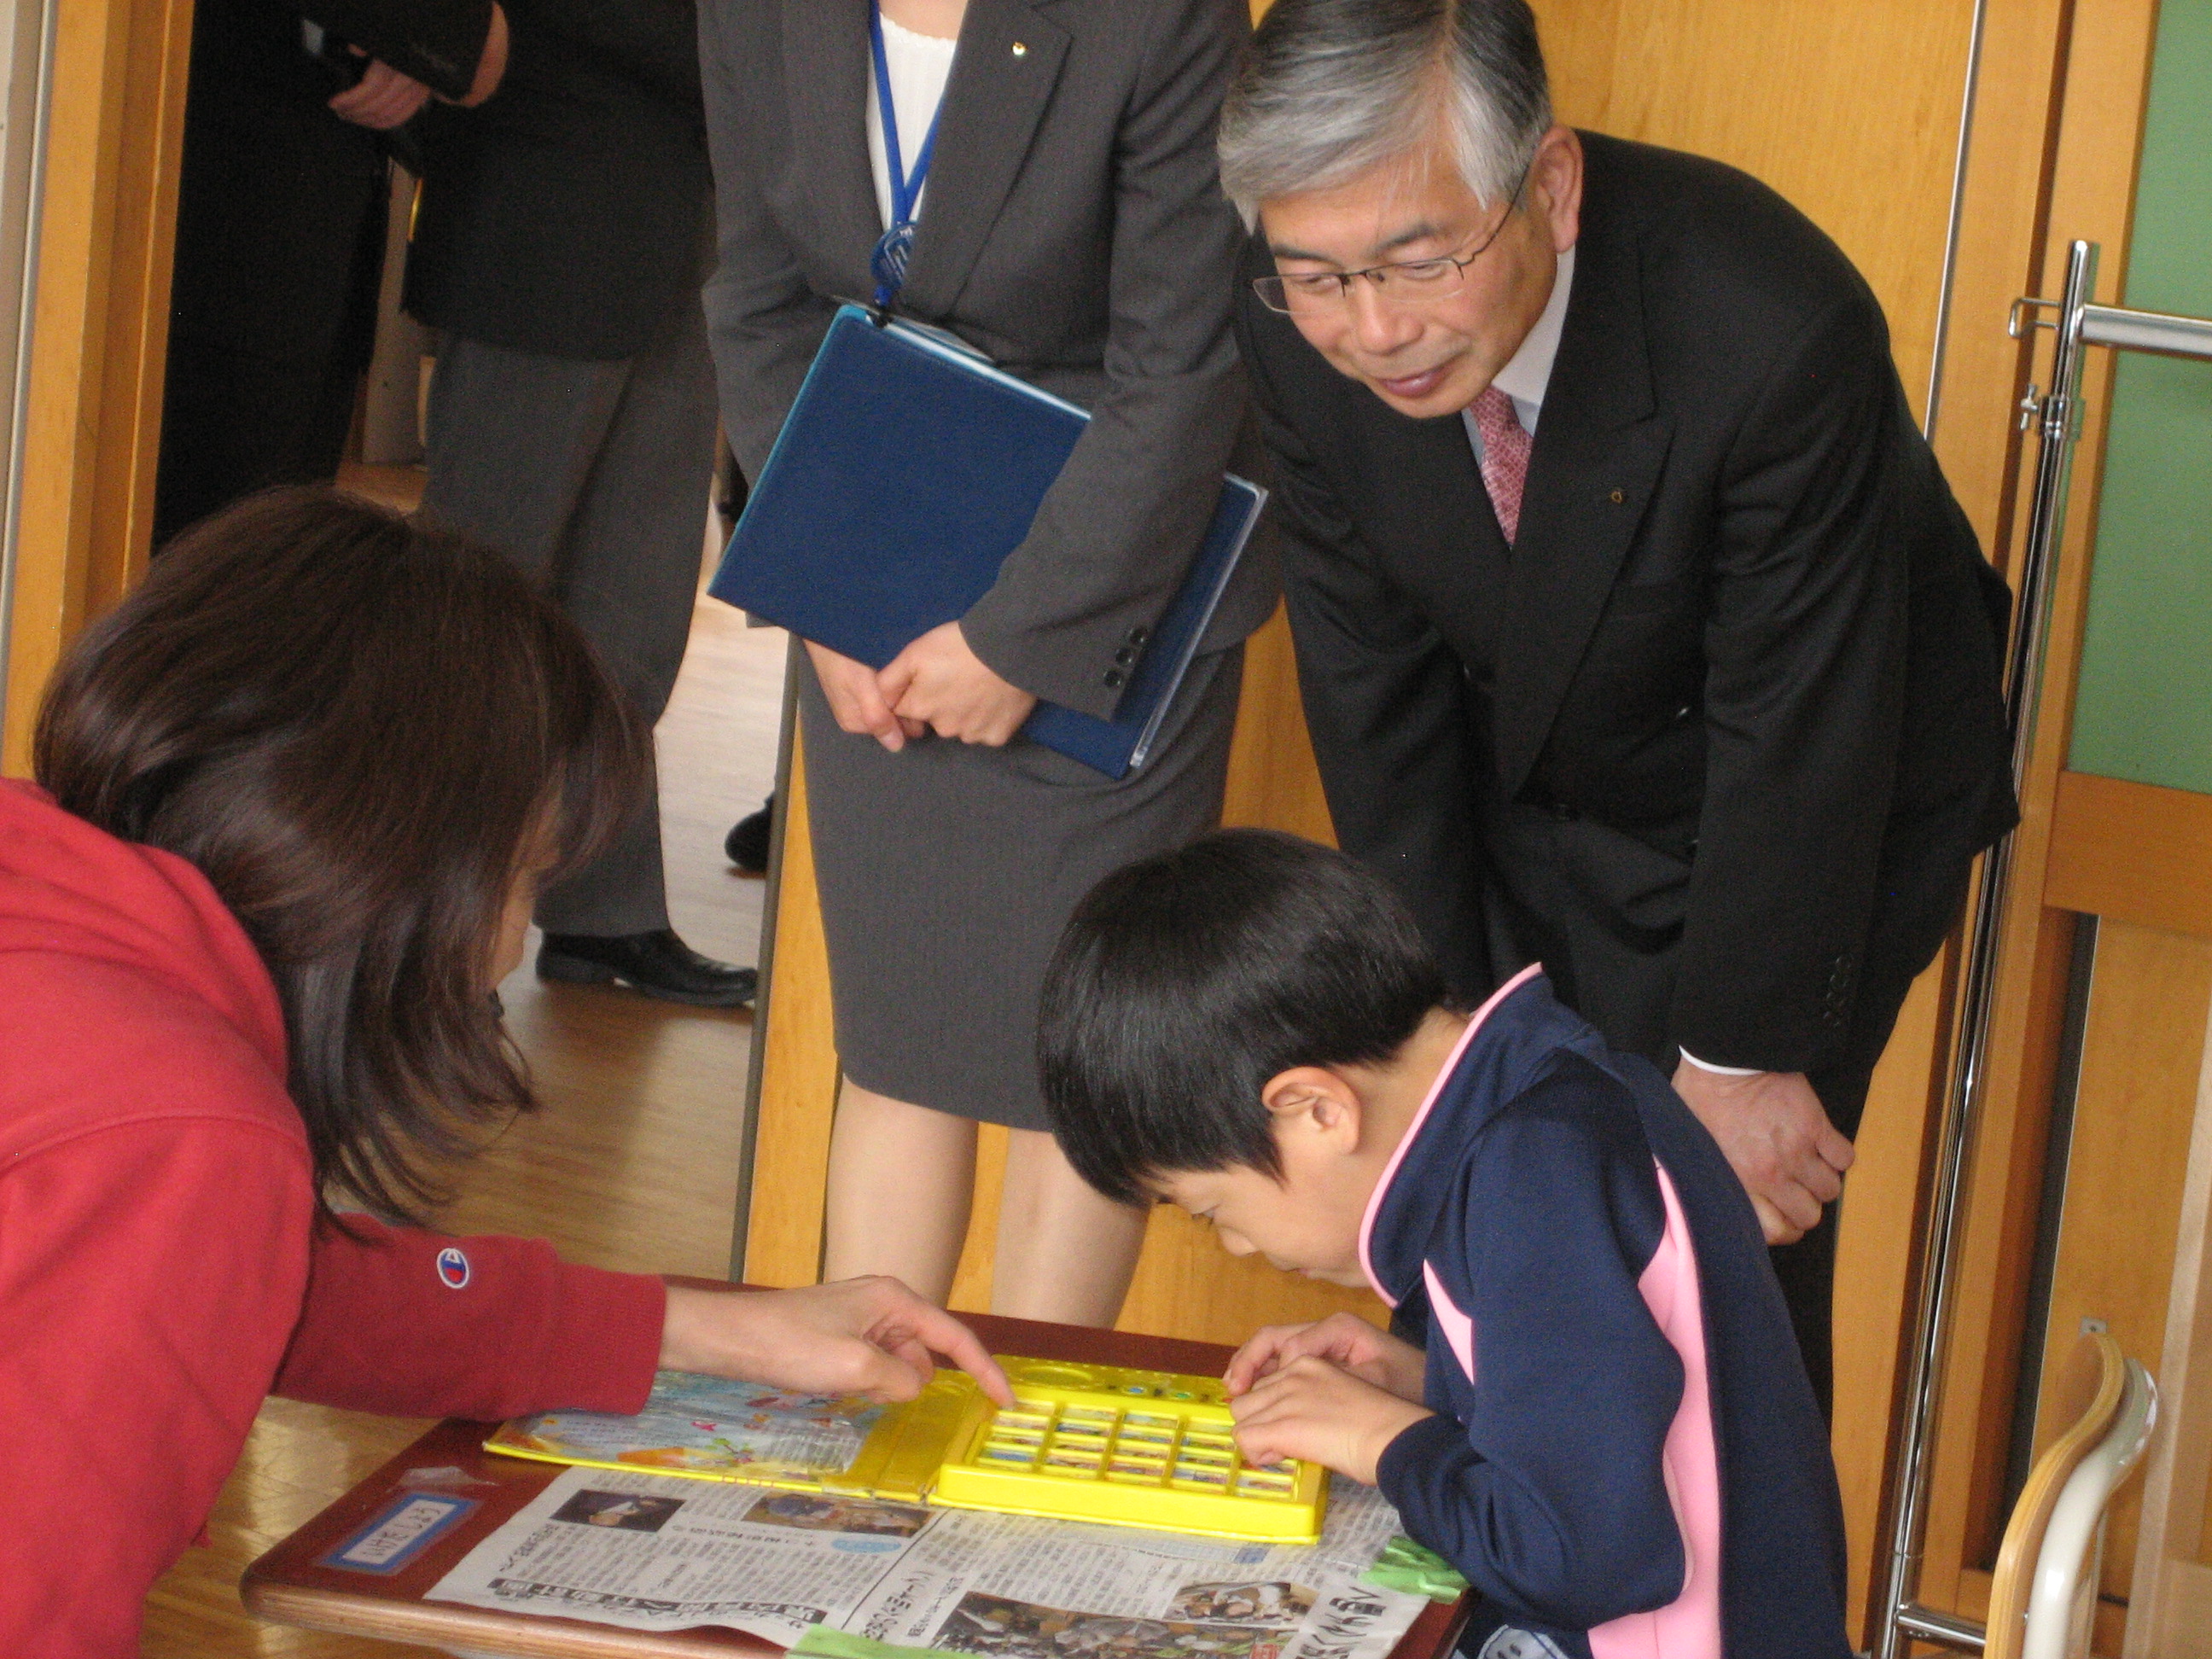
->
[1668, 1062, 1854, 1246]
[808, 625, 1038, 751]
[1223, 1313, 1433, 1486]
[328, 3, 509, 130]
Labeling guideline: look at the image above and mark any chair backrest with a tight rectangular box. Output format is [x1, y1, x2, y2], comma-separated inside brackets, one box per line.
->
[1985, 1332, 2161, 1659]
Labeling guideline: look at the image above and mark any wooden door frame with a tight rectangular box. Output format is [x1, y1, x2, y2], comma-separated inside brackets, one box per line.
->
[1908, 0, 2177, 1635]
[0, 0, 190, 776]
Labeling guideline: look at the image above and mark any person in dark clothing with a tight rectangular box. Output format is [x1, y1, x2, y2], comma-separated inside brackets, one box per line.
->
[1038, 830, 1854, 1659]
[1216, 0, 2016, 1411]
[154, 0, 506, 547]
[405, 0, 752, 1006]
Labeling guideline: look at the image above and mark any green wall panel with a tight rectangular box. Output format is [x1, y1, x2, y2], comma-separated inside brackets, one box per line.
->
[2066, 0, 2212, 793]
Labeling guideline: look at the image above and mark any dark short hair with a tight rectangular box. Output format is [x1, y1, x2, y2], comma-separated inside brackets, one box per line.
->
[34, 487, 647, 1219]
[1038, 830, 1450, 1205]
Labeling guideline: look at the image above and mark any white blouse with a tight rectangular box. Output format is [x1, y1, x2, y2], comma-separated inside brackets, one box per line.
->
[865, 13, 959, 230]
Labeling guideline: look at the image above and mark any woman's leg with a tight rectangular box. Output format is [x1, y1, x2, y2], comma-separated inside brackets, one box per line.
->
[989, 1129, 1148, 1324]
[822, 1080, 977, 1302]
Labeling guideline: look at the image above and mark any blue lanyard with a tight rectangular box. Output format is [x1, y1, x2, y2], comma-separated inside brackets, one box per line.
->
[869, 1, 944, 306]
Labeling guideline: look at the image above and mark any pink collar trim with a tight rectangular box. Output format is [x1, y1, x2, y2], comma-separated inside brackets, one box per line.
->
[1356, 963, 1545, 1305]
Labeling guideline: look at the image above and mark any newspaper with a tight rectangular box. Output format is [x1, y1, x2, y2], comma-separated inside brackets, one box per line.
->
[427, 1464, 1441, 1659]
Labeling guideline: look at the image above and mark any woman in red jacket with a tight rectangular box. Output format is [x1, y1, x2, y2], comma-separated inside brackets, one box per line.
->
[0, 488, 1006, 1653]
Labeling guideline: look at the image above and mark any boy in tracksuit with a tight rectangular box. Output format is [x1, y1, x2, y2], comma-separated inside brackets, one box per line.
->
[1038, 830, 1853, 1659]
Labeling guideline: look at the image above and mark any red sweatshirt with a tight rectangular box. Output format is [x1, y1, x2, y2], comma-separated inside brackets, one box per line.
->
[0, 780, 667, 1655]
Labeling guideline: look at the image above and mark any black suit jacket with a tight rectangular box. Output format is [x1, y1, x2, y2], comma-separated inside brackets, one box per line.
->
[169, 0, 492, 368]
[700, 0, 1277, 719]
[1237, 133, 2016, 1074]
[405, 0, 711, 360]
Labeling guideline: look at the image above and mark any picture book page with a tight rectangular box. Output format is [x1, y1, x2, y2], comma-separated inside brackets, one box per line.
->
[490, 1373, 888, 1480]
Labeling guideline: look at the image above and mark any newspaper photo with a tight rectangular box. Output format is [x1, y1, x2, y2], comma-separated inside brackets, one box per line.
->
[426, 1464, 1444, 1659]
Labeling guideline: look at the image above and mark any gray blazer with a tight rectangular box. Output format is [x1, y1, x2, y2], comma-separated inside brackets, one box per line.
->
[699, 0, 1277, 719]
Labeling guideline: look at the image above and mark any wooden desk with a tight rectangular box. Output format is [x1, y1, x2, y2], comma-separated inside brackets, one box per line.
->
[244, 1307, 1472, 1659]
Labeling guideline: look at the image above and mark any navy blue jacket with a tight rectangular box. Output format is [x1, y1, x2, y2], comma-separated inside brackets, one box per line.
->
[1365, 969, 1853, 1658]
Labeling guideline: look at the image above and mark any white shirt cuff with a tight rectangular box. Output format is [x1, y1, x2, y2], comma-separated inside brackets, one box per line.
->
[1678, 1048, 1762, 1077]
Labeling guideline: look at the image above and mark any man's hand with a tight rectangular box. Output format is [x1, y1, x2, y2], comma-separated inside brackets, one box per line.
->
[328, 57, 433, 129]
[1225, 1313, 1426, 1404]
[658, 1277, 1013, 1406]
[460, 3, 509, 105]
[808, 639, 924, 751]
[1669, 1063, 1854, 1245]
[1228, 1355, 1433, 1485]
[330, 3, 504, 129]
[880, 622, 1037, 747]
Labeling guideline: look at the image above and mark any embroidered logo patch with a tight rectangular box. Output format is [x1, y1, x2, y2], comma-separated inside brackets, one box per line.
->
[436, 1247, 471, 1289]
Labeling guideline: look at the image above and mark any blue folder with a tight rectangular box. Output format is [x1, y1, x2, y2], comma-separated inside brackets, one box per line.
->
[708, 306, 1266, 779]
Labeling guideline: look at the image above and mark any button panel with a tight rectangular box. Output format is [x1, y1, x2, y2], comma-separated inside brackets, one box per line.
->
[974, 1395, 1296, 1493]
[930, 1357, 1326, 1543]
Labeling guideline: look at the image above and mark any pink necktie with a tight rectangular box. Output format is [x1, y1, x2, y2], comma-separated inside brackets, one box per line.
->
[1471, 385, 1532, 544]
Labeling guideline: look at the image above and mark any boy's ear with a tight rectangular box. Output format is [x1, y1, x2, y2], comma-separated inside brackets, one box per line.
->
[1260, 1066, 1365, 1150]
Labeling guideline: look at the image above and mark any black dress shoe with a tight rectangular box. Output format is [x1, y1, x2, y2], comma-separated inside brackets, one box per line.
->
[537, 928, 758, 1008]
[725, 794, 776, 874]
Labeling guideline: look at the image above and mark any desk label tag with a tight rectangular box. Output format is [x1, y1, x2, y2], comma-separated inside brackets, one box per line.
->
[318, 1490, 480, 1575]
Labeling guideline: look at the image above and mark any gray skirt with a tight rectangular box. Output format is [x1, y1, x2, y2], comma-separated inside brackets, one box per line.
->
[798, 644, 1243, 1131]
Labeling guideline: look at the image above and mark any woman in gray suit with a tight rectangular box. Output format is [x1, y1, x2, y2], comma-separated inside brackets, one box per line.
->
[701, 0, 1274, 1323]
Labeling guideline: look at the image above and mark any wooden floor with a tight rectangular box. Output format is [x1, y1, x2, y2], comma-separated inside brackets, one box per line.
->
[142, 468, 789, 1656]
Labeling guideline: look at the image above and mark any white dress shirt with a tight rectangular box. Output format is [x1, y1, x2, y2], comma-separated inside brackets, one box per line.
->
[865, 14, 958, 230]
[1461, 245, 1575, 455]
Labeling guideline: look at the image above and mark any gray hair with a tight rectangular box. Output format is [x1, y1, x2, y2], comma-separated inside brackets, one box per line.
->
[1218, 0, 1552, 228]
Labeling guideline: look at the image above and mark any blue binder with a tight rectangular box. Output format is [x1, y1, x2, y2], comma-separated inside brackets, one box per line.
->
[708, 306, 1266, 779]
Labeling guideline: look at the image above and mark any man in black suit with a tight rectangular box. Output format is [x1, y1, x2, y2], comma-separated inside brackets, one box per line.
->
[1221, 0, 2017, 1406]
[155, 0, 506, 547]
[405, 0, 754, 1007]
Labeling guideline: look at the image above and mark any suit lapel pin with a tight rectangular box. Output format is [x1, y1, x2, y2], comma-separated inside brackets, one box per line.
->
[1609, 488, 1625, 504]
[1011, 40, 1027, 55]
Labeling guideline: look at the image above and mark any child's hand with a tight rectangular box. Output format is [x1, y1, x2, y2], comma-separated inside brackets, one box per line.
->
[1228, 1356, 1434, 1485]
[1225, 1313, 1427, 1402]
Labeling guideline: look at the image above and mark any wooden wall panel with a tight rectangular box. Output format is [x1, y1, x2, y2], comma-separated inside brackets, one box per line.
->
[742, 723, 841, 1288]
[1, 0, 189, 775]
[1221, 605, 1331, 845]
[2032, 923, 2212, 1622]
[2048, 771, 2212, 940]
[1533, 0, 1973, 416]
[1834, 951, 1956, 1627]
[2126, 994, 2212, 1653]
[1928, 0, 2069, 544]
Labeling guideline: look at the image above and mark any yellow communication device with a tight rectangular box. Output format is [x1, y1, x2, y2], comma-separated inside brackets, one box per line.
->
[486, 1356, 1328, 1545]
[930, 1357, 1327, 1544]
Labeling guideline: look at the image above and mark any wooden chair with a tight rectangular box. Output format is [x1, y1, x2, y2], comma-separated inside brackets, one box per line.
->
[1985, 1332, 2159, 1659]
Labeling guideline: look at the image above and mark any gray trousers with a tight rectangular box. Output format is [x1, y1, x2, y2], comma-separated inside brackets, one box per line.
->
[421, 306, 718, 937]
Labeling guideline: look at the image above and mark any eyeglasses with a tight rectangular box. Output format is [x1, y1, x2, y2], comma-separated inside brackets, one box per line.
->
[1251, 164, 1531, 316]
